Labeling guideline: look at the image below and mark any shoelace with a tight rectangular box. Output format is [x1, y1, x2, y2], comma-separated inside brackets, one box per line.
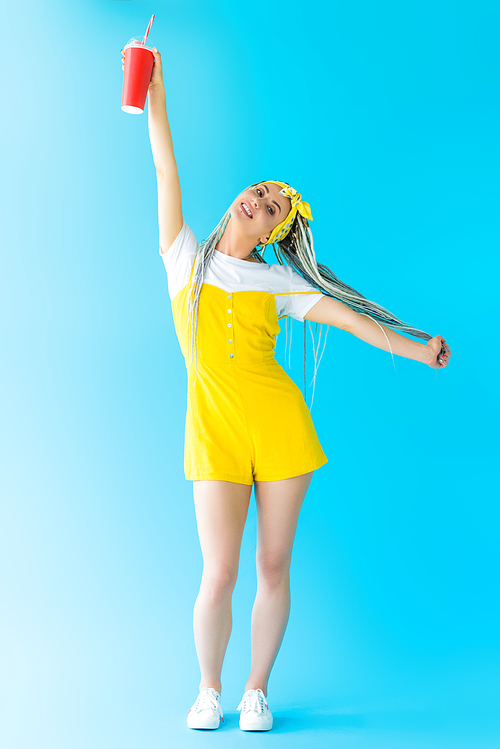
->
[237, 688, 266, 714]
[192, 688, 220, 714]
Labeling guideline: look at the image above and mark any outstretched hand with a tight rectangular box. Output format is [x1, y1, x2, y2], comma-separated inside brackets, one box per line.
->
[425, 335, 451, 369]
[121, 41, 164, 91]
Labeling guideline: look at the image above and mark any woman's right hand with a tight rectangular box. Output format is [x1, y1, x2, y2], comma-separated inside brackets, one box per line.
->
[120, 41, 164, 92]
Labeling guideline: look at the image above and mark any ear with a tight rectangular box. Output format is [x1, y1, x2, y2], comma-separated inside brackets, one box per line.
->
[258, 236, 270, 245]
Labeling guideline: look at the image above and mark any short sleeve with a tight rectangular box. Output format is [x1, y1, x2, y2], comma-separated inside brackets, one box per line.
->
[281, 267, 325, 322]
[159, 220, 199, 301]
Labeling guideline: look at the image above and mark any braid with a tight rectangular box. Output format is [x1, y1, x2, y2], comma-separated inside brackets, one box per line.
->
[185, 180, 440, 409]
[277, 213, 433, 340]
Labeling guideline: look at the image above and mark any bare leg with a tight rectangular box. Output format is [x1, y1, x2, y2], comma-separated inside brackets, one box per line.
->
[244, 471, 314, 698]
[192, 479, 252, 696]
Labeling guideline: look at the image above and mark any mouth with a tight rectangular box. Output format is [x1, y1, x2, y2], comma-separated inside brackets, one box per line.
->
[240, 201, 253, 218]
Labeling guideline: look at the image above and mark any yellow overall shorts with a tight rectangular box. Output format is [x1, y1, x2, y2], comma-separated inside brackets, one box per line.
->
[171, 256, 328, 485]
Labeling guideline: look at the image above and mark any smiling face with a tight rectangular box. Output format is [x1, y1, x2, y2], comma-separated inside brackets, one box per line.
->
[233, 182, 292, 245]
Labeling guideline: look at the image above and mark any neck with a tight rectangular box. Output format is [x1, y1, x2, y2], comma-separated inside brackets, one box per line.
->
[216, 219, 258, 260]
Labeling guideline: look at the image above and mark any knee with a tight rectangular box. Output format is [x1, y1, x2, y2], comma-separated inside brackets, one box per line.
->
[256, 552, 291, 588]
[201, 566, 238, 601]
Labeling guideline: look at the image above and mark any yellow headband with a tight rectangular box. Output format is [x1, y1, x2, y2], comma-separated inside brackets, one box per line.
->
[247, 181, 313, 246]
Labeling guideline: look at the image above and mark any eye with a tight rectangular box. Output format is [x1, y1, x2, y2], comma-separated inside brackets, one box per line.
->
[255, 187, 274, 215]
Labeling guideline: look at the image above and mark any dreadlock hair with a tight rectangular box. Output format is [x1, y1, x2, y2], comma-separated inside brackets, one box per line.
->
[186, 180, 440, 409]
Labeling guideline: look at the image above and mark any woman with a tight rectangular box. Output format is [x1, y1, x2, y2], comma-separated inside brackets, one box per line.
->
[121, 44, 451, 733]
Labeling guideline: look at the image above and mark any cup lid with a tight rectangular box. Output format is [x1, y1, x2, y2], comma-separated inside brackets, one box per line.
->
[124, 37, 154, 52]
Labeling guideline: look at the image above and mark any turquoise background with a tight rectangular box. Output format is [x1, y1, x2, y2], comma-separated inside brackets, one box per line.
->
[1, 0, 499, 747]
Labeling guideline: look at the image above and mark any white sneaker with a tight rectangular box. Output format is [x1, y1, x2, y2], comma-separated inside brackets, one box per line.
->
[187, 687, 224, 729]
[237, 688, 273, 731]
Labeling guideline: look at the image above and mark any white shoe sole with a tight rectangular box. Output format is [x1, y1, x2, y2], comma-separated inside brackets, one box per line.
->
[187, 712, 221, 729]
[239, 719, 273, 731]
[187, 719, 220, 729]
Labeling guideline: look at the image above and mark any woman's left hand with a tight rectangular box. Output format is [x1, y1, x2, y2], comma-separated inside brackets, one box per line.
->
[425, 335, 451, 369]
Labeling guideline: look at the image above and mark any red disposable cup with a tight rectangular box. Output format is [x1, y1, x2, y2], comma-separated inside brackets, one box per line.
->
[121, 39, 154, 114]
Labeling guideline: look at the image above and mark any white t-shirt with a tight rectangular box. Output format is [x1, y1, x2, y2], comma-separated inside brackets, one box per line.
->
[159, 221, 324, 322]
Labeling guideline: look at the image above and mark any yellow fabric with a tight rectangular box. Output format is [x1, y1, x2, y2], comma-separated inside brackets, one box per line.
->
[171, 258, 328, 484]
[249, 180, 313, 247]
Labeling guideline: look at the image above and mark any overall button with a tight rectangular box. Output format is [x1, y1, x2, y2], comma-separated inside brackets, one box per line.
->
[227, 294, 232, 299]
[229, 354, 234, 358]
[227, 308, 232, 313]
[227, 323, 232, 327]
[228, 339, 232, 343]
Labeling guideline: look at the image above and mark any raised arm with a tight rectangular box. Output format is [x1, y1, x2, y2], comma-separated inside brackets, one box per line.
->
[304, 296, 451, 368]
[121, 44, 183, 255]
[149, 81, 184, 255]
